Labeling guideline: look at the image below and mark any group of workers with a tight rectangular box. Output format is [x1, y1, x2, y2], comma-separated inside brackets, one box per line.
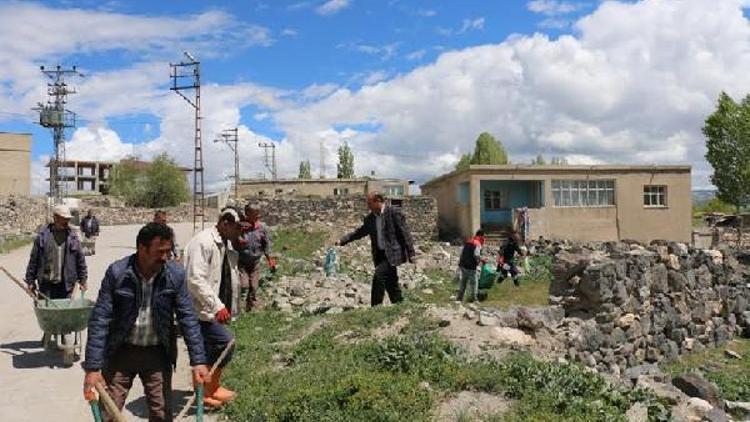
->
[20, 192, 524, 420]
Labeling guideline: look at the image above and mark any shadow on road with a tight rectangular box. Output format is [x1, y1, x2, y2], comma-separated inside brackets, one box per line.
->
[0, 340, 77, 369]
[125, 389, 200, 418]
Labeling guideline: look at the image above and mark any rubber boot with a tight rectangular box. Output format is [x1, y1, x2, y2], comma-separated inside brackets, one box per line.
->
[211, 368, 236, 404]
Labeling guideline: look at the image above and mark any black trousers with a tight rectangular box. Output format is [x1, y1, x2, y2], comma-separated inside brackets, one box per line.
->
[371, 253, 403, 306]
[39, 281, 71, 299]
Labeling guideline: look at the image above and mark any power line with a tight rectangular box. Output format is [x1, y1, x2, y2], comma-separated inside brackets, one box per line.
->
[170, 51, 205, 232]
[214, 127, 240, 200]
[258, 141, 277, 180]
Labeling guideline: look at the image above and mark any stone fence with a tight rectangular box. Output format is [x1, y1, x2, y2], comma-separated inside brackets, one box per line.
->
[248, 195, 439, 240]
[551, 241, 750, 374]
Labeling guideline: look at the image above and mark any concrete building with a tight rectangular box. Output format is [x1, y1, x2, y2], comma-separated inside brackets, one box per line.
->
[46, 158, 191, 196]
[421, 164, 692, 243]
[236, 178, 412, 199]
[0, 132, 31, 195]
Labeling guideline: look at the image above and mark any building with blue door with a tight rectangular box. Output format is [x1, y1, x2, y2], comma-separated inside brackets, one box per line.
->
[421, 164, 691, 243]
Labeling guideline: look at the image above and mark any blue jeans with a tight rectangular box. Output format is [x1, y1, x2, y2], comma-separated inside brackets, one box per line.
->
[199, 321, 235, 368]
[456, 267, 478, 302]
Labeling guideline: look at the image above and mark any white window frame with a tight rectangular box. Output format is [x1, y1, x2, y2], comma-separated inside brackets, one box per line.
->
[552, 179, 615, 207]
[643, 185, 667, 208]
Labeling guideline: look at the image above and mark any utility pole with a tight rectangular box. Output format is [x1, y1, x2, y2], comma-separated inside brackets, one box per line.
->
[258, 141, 277, 180]
[214, 128, 239, 199]
[170, 51, 204, 231]
[34, 65, 83, 205]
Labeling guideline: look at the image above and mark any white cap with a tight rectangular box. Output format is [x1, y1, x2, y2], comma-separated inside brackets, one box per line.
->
[52, 204, 72, 219]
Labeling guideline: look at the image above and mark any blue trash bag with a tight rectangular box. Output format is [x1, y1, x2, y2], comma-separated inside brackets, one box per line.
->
[324, 247, 337, 277]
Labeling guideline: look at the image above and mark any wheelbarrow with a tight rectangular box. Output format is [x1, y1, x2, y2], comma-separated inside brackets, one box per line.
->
[35, 293, 95, 365]
[2, 266, 95, 365]
[81, 236, 97, 256]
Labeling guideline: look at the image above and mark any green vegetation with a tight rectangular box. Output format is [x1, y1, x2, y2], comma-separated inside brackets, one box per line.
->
[692, 198, 736, 227]
[337, 142, 355, 178]
[0, 234, 33, 254]
[223, 304, 669, 421]
[662, 338, 750, 402]
[703, 92, 750, 211]
[298, 159, 312, 179]
[456, 132, 509, 171]
[108, 153, 190, 207]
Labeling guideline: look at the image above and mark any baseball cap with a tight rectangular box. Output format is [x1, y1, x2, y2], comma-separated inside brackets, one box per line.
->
[52, 204, 73, 219]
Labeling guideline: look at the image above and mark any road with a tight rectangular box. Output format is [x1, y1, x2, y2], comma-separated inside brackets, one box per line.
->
[0, 222, 215, 421]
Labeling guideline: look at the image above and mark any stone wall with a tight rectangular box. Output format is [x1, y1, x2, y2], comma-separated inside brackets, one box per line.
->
[0, 195, 48, 236]
[551, 241, 750, 375]
[79, 199, 218, 226]
[249, 195, 439, 240]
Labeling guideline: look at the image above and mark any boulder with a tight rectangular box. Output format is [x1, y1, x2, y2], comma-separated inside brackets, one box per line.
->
[672, 373, 723, 408]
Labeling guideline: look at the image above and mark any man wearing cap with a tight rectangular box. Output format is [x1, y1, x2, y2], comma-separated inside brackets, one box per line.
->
[25, 204, 88, 300]
[183, 206, 247, 407]
[238, 205, 275, 312]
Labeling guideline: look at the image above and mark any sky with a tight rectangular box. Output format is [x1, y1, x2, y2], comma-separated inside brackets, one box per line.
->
[1, 0, 750, 194]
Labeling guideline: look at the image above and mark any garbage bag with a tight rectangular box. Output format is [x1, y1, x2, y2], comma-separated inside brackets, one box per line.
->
[478, 263, 496, 289]
[324, 247, 337, 277]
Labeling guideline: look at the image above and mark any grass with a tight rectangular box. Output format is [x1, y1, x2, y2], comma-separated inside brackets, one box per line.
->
[222, 303, 670, 421]
[415, 255, 552, 310]
[662, 338, 750, 403]
[0, 234, 34, 254]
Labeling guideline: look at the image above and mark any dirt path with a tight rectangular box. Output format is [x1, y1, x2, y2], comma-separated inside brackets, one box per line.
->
[0, 222, 218, 421]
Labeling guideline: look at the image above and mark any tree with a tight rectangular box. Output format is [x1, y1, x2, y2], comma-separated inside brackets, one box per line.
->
[337, 142, 355, 178]
[455, 132, 509, 170]
[298, 160, 312, 179]
[703, 92, 750, 211]
[471, 132, 508, 165]
[109, 153, 190, 208]
[532, 154, 546, 165]
[455, 153, 472, 171]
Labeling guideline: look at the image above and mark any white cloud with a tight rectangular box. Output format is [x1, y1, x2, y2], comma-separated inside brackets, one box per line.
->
[339, 42, 399, 60]
[315, 0, 350, 16]
[527, 0, 584, 16]
[406, 49, 427, 60]
[269, 0, 750, 188]
[362, 71, 389, 85]
[282, 28, 298, 36]
[416, 9, 437, 17]
[460, 17, 485, 33]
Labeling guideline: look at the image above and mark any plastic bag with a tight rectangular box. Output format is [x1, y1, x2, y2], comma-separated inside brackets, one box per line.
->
[478, 263, 497, 290]
[523, 256, 531, 274]
[324, 247, 337, 277]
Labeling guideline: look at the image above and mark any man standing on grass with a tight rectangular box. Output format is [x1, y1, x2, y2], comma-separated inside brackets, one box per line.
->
[336, 193, 416, 306]
[456, 230, 486, 302]
[82, 223, 210, 422]
[184, 206, 248, 407]
[238, 204, 275, 312]
[497, 230, 526, 287]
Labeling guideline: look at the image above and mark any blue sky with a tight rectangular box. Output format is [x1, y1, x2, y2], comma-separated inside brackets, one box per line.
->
[1, 0, 750, 192]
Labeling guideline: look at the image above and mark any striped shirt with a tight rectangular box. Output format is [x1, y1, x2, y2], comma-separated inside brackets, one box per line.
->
[127, 271, 160, 346]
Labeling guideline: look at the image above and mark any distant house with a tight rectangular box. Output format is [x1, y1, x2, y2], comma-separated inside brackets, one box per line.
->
[46, 158, 191, 196]
[236, 178, 413, 199]
[421, 164, 692, 243]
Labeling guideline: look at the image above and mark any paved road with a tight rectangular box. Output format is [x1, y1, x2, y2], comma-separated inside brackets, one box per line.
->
[0, 222, 215, 421]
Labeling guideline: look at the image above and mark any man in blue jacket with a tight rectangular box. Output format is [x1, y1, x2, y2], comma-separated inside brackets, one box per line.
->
[25, 204, 88, 299]
[82, 223, 210, 422]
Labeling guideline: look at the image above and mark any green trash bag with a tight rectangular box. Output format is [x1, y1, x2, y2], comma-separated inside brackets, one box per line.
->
[324, 247, 337, 277]
[478, 263, 497, 290]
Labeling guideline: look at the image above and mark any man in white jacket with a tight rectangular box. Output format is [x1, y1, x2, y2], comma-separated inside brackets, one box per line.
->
[183, 206, 247, 408]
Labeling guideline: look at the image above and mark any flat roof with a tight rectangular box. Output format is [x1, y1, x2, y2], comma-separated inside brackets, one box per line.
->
[238, 178, 407, 185]
[0, 131, 32, 135]
[422, 164, 692, 188]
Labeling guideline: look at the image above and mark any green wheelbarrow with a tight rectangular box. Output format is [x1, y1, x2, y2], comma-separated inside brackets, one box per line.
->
[35, 295, 95, 365]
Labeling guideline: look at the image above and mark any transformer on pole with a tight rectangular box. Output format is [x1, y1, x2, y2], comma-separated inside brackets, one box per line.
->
[34, 65, 83, 205]
[170, 51, 205, 231]
[258, 141, 277, 180]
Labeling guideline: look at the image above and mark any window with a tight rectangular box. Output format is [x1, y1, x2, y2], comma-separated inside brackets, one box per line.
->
[383, 185, 405, 196]
[552, 180, 615, 207]
[484, 189, 509, 210]
[333, 188, 349, 196]
[457, 182, 470, 205]
[644, 185, 667, 207]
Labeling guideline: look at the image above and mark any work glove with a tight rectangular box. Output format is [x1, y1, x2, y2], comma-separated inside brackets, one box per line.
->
[267, 257, 277, 274]
[79, 280, 88, 291]
[215, 307, 231, 323]
[26, 280, 38, 297]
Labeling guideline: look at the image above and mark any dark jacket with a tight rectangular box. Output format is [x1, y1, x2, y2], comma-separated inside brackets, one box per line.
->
[25, 224, 88, 290]
[340, 206, 415, 267]
[500, 236, 523, 263]
[83, 255, 207, 371]
[238, 222, 272, 267]
[459, 237, 482, 269]
[80, 216, 100, 238]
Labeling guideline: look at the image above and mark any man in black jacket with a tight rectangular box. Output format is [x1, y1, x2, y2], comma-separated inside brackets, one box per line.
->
[83, 223, 210, 422]
[337, 193, 416, 306]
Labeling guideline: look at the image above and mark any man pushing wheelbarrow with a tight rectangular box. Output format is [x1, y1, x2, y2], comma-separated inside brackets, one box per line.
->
[24, 204, 88, 349]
